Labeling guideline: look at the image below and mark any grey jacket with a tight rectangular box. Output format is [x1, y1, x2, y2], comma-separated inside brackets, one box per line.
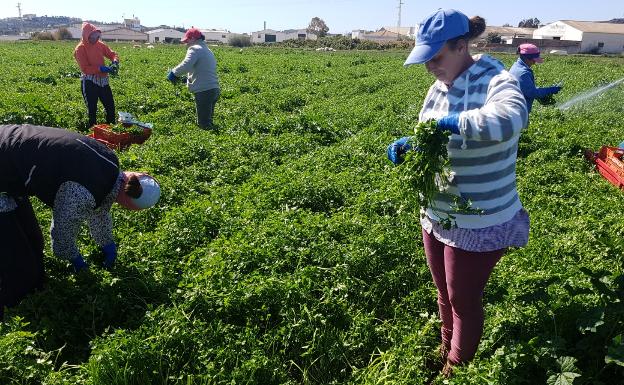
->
[172, 41, 220, 93]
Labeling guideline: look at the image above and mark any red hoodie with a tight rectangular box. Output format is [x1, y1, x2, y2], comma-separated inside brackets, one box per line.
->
[73, 22, 119, 77]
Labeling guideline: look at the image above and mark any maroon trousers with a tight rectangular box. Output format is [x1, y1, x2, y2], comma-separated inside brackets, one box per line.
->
[422, 229, 504, 365]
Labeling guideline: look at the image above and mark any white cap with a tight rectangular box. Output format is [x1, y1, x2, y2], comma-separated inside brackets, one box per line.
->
[132, 174, 160, 209]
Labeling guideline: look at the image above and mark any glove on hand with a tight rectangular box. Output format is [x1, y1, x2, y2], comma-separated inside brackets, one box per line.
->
[110, 61, 119, 75]
[437, 114, 460, 135]
[167, 70, 179, 83]
[71, 255, 88, 273]
[546, 85, 562, 94]
[387, 136, 413, 165]
[99, 65, 112, 73]
[102, 242, 117, 269]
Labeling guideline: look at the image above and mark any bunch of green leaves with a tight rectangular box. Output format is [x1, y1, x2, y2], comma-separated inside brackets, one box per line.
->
[109, 62, 119, 77]
[399, 119, 449, 209]
[398, 120, 481, 228]
[109, 123, 145, 135]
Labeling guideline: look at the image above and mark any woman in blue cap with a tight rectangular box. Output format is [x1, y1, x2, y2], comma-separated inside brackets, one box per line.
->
[387, 9, 529, 377]
[509, 43, 562, 112]
[0, 124, 161, 318]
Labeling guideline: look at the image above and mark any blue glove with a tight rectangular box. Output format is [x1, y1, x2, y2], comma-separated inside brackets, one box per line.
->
[102, 242, 117, 269]
[167, 70, 178, 83]
[546, 85, 562, 94]
[387, 136, 413, 165]
[437, 114, 460, 135]
[71, 255, 88, 273]
[99, 65, 112, 73]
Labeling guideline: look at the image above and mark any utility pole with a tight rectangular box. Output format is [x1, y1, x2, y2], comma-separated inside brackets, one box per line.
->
[16, 2, 22, 35]
[397, 0, 404, 40]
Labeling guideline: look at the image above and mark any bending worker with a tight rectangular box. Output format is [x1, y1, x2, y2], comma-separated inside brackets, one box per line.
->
[0, 124, 160, 315]
[509, 43, 562, 112]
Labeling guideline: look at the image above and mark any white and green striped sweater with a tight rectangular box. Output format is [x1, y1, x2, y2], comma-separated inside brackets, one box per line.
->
[418, 54, 529, 229]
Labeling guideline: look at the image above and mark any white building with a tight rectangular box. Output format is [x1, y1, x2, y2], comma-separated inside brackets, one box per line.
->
[352, 27, 413, 42]
[534, 21, 624, 54]
[102, 27, 148, 42]
[63, 23, 147, 42]
[282, 29, 317, 41]
[201, 29, 232, 44]
[378, 26, 416, 38]
[146, 28, 184, 43]
[123, 17, 142, 31]
[250, 28, 317, 43]
[351, 28, 413, 43]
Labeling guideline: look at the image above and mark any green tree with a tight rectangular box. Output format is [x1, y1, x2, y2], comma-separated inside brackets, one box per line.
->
[518, 18, 541, 28]
[486, 32, 502, 44]
[228, 35, 252, 47]
[307, 17, 329, 37]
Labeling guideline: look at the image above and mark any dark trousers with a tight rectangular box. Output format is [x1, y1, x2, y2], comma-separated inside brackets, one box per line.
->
[194, 88, 220, 129]
[0, 197, 46, 319]
[81, 79, 115, 127]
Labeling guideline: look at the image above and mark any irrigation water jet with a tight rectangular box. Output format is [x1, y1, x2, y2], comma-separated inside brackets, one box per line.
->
[557, 77, 624, 111]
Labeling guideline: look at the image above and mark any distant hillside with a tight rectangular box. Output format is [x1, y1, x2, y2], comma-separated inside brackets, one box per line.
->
[606, 18, 624, 24]
[0, 15, 81, 35]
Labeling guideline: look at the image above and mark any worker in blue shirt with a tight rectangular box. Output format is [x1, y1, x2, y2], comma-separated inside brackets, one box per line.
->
[509, 43, 562, 112]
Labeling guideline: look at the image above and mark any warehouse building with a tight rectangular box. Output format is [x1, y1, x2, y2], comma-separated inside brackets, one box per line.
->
[533, 20, 624, 54]
[147, 28, 184, 43]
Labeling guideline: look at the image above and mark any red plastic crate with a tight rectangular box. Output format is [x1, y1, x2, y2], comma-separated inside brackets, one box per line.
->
[89, 124, 152, 150]
[594, 146, 624, 190]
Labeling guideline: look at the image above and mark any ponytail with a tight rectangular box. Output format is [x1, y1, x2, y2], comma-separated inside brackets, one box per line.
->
[124, 175, 143, 199]
[448, 16, 486, 49]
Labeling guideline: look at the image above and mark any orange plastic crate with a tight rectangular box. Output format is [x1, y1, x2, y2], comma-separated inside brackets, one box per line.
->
[594, 146, 624, 190]
[90, 124, 152, 150]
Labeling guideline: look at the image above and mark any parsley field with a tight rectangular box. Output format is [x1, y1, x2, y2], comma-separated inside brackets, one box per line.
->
[0, 41, 623, 384]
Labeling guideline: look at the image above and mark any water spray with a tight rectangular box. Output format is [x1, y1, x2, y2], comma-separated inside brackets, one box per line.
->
[558, 77, 624, 110]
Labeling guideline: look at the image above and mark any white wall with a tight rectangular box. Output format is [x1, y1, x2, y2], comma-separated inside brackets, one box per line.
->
[533, 22, 583, 41]
[251, 29, 283, 43]
[250, 29, 316, 43]
[202, 30, 231, 43]
[580, 32, 624, 53]
[147, 29, 184, 43]
[283, 30, 317, 41]
[535, 21, 624, 53]
[102, 29, 148, 42]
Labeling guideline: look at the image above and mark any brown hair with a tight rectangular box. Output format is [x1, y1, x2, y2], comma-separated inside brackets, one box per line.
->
[124, 175, 143, 199]
[447, 16, 486, 49]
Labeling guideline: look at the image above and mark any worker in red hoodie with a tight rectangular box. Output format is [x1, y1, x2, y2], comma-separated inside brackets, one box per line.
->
[74, 22, 119, 127]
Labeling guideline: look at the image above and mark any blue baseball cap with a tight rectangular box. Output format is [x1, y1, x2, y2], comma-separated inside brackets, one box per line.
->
[404, 9, 469, 66]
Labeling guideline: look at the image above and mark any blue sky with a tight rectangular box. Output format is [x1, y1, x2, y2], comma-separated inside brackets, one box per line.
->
[3, 0, 623, 34]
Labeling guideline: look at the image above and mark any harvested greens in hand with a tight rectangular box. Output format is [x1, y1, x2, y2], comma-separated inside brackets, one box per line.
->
[398, 120, 482, 229]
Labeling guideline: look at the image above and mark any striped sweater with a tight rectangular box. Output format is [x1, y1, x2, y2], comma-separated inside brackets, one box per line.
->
[418, 54, 529, 229]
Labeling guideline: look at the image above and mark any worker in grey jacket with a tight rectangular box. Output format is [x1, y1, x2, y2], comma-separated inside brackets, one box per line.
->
[168, 28, 221, 129]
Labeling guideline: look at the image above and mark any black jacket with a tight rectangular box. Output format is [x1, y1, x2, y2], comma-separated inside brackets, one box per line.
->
[0, 125, 120, 207]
